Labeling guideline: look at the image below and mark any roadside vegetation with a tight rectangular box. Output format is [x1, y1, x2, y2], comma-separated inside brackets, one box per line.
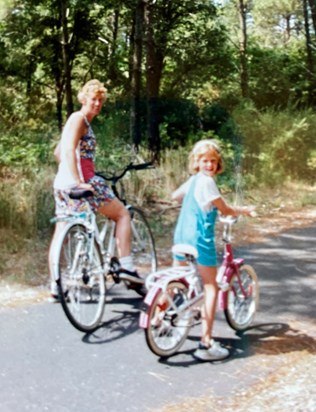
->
[1, 1, 316, 287]
[0, 104, 315, 287]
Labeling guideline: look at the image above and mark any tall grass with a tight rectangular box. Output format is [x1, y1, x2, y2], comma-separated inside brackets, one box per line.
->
[1, 106, 316, 283]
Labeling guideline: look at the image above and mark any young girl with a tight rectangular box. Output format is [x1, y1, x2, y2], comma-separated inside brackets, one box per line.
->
[172, 139, 254, 361]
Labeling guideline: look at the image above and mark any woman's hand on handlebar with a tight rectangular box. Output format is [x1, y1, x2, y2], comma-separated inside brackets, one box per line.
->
[76, 182, 94, 191]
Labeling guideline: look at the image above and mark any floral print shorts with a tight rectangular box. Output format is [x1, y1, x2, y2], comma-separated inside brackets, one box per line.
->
[54, 175, 115, 216]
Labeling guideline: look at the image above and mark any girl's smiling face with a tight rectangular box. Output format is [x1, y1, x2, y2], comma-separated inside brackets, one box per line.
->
[197, 153, 219, 177]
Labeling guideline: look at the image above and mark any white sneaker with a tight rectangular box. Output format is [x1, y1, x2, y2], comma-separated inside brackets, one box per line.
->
[49, 282, 60, 302]
[193, 340, 229, 361]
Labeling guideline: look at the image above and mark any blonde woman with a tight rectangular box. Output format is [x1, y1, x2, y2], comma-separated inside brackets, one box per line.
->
[172, 139, 254, 361]
[49, 79, 142, 300]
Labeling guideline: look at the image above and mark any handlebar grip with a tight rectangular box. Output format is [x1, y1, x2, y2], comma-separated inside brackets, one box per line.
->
[130, 162, 154, 171]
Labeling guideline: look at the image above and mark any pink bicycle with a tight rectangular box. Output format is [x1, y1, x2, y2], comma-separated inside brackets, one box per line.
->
[139, 216, 259, 357]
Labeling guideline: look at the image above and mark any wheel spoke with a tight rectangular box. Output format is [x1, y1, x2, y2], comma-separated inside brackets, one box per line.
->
[57, 224, 106, 333]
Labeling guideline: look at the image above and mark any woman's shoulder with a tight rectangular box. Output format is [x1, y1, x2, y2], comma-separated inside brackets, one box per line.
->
[64, 111, 86, 129]
[68, 111, 85, 122]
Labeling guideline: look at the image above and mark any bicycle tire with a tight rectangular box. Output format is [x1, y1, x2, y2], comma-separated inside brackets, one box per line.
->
[56, 223, 106, 333]
[128, 206, 157, 293]
[224, 264, 259, 331]
[144, 281, 192, 357]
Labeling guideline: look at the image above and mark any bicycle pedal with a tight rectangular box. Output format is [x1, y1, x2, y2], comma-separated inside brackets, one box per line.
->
[109, 256, 121, 274]
[111, 272, 121, 284]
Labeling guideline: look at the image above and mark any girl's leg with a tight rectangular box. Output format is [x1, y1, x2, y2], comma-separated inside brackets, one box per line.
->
[198, 264, 218, 347]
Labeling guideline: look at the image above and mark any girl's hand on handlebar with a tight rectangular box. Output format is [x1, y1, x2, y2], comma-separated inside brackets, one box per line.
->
[240, 206, 256, 217]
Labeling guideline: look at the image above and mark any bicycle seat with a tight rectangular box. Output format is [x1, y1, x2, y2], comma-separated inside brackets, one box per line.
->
[68, 188, 94, 199]
[172, 244, 198, 259]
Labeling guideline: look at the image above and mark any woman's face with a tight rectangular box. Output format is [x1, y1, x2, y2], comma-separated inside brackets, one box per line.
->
[197, 152, 219, 177]
[83, 92, 105, 116]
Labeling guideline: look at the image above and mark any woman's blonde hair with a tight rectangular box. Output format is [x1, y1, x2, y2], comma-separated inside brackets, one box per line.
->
[188, 139, 224, 175]
[77, 79, 107, 103]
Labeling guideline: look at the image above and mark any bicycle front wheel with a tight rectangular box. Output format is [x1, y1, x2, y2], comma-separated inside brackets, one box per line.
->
[145, 281, 192, 357]
[56, 223, 106, 333]
[129, 206, 157, 278]
[224, 264, 259, 331]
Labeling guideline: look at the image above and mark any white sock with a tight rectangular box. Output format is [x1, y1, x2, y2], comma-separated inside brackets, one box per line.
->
[119, 255, 135, 272]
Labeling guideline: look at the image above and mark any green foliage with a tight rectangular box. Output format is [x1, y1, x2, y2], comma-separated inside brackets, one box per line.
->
[0, 124, 59, 169]
[247, 44, 311, 108]
[158, 99, 200, 148]
[232, 105, 316, 186]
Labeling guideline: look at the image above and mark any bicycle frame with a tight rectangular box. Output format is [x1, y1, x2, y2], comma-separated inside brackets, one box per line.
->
[52, 210, 109, 283]
[140, 263, 203, 329]
[140, 217, 248, 326]
[140, 217, 259, 356]
[217, 241, 245, 310]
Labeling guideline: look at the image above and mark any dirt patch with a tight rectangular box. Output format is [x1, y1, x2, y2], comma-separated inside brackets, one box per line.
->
[0, 281, 50, 309]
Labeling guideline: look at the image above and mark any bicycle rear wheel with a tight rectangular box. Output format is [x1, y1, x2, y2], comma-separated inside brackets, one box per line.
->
[144, 281, 192, 357]
[56, 223, 106, 333]
[129, 206, 157, 293]
[224, 264, 259, 331]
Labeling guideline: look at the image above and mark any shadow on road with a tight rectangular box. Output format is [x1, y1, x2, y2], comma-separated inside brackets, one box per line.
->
[156, 322, 316, 367]
[231, 321, 316, 357]
[81, 293, 143, 345]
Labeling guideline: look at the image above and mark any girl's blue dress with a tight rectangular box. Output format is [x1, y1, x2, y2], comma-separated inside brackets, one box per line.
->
[174, 174, 218, 266]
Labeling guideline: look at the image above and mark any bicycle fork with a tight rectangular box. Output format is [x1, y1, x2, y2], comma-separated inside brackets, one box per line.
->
[217, 258, 244, 310]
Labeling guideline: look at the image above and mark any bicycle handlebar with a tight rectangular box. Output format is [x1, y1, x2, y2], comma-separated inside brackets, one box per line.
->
[96, 162, 154, 182]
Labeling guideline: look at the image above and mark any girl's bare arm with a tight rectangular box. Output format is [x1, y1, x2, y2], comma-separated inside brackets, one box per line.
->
[212, 197, 255, 217]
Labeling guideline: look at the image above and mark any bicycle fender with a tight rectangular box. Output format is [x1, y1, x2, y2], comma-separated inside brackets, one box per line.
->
[139, 284, 161, 329]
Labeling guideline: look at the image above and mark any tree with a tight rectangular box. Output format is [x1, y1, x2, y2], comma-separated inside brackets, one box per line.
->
[130, 0, 145, 150]
[237, 0, 249, 98]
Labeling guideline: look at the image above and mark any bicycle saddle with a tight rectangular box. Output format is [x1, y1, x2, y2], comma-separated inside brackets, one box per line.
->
[172, 244, 198, 259]
[68, 187, 94, 199]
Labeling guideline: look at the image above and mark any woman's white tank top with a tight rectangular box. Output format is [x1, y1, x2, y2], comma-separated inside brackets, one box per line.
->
[53, 113, 84, 190]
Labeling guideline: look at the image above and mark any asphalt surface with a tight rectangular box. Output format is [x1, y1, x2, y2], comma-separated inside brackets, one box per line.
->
[0, 223, 315, 412]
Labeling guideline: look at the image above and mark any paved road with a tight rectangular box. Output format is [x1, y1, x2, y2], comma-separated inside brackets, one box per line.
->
[1, 223, 316, 412]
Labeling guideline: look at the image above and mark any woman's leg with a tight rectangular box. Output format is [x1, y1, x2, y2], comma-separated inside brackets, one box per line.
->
[48, 221, 66, 296]
[97, 198, 131, 258]
[198, 264, 219, 347]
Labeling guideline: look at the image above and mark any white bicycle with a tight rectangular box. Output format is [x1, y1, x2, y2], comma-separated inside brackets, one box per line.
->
[51, 163, 157, 333]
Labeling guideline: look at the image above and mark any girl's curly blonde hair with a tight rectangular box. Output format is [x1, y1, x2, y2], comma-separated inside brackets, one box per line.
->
[188, 139, 224, 175]
[77, 79, 107, 103]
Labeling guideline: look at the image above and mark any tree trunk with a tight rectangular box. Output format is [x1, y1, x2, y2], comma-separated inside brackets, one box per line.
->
[304, 0, 316, 104]
[59, 0, 73, 118]
[144, 1, 162, 162]
[108, 8, 120, 82]
[238, 0, 249, 98]
[130, 0, 144, 150]
[308, 0, 316, 35]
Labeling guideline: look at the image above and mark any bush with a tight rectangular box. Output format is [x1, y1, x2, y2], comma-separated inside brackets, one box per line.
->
[232, 104, 316, 186]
